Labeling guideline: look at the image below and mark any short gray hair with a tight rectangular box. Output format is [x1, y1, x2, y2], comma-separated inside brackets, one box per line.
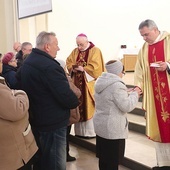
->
[36, 31, 56, 49]
[21, 42, 32, 50]
[138, 19, 158, 30]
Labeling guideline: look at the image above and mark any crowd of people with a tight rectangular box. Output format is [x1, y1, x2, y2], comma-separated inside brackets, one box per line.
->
[0, 19, 170, 170]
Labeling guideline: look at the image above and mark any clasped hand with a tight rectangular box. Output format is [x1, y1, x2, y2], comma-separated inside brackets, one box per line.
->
[72, 65, 84, 72]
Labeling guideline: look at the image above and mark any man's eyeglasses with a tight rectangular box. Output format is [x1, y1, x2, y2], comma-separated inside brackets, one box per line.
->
[122, 72, 125, 76]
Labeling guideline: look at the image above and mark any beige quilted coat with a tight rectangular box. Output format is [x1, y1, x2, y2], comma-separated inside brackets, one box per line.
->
[0, 77, 38, 170]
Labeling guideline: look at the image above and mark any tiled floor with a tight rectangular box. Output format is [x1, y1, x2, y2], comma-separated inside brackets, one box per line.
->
[67, 143, 130, 170]
[69, 127, 157, 169]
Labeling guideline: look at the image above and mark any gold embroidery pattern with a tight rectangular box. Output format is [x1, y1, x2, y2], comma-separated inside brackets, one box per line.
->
[74, 51, 87, 121]
[152, 48, 170, 122]
[76, 52, 87, 67]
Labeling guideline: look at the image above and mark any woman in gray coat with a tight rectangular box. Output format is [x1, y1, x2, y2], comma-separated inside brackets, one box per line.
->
[93, 60, 142, 170]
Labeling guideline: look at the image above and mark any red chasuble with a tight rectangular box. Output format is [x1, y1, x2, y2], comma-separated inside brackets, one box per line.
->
[148, 40, 170, 142]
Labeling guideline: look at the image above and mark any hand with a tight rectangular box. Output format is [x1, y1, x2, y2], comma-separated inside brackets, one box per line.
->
[75, 65, 84, 72]
[155, 61, 167, 72]
[127, 88, 134, 92]
[133, 86, 142, 97]
[72, 65, 78, 73]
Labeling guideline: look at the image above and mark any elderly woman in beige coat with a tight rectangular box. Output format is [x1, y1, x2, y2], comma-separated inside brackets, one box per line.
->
[0, 56, 38, 169]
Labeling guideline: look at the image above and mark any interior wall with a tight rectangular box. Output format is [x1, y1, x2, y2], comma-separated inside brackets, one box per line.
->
[47, 0, 170, 62]
[0, 0, 18, 55]
[19, 14, 48, 47]
[17, 0, 170, 63]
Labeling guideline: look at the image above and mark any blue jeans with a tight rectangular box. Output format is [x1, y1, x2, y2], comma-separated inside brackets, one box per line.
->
[33, 126, 67, 170]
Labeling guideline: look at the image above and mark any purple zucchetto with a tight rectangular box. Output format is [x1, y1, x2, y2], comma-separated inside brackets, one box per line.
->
[76, 33, 87, 38]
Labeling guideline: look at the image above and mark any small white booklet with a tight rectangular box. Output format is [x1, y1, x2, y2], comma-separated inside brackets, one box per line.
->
[84, 71, 94, 82]
[150, 63, 160, 67]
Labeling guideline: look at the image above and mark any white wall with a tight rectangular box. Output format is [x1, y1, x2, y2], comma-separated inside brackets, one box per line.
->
[19, 0, 170, 63]
[45, 0, 170, 62]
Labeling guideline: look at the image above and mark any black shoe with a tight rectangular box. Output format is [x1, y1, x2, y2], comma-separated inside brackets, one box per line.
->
[75, 135, 96, 139]
[152, 166, 170, 170]
[161, 166, 170, 170]
[67, 155, 76, 162]
[152, 167, 159, 170]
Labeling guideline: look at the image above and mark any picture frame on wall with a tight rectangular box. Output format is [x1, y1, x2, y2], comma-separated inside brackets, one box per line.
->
[17, 0, 52, 19]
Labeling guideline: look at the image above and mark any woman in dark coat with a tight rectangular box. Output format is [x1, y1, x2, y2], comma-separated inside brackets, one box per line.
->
[2, 52, 19, 89]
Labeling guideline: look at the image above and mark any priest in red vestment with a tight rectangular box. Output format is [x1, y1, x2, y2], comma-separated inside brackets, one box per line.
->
[134, 19, 170, 170]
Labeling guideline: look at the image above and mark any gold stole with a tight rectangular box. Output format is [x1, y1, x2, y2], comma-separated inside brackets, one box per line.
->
[149, 40, 170, 142]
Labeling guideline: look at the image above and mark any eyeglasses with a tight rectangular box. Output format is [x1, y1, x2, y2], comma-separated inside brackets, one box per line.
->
[122, 72, 125, 76]
[9, 58, 17, 62]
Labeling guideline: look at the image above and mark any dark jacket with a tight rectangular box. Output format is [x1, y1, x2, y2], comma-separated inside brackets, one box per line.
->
[16, 48, 79, 131]
[2, 64, 18, 89]
[16, 50, 23, 68]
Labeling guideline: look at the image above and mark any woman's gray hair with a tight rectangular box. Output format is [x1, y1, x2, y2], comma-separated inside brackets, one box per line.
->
[36, 31, 56, 49]
[138, 19, 158, 30]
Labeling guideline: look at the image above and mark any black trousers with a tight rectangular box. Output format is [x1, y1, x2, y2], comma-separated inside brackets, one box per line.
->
[96, 135, 125, 170]
[66, 125, 72, 155]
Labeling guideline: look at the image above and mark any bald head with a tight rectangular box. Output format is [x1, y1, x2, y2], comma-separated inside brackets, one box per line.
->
[76, 35, 89, 51]
[13, 42, 21, 52]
